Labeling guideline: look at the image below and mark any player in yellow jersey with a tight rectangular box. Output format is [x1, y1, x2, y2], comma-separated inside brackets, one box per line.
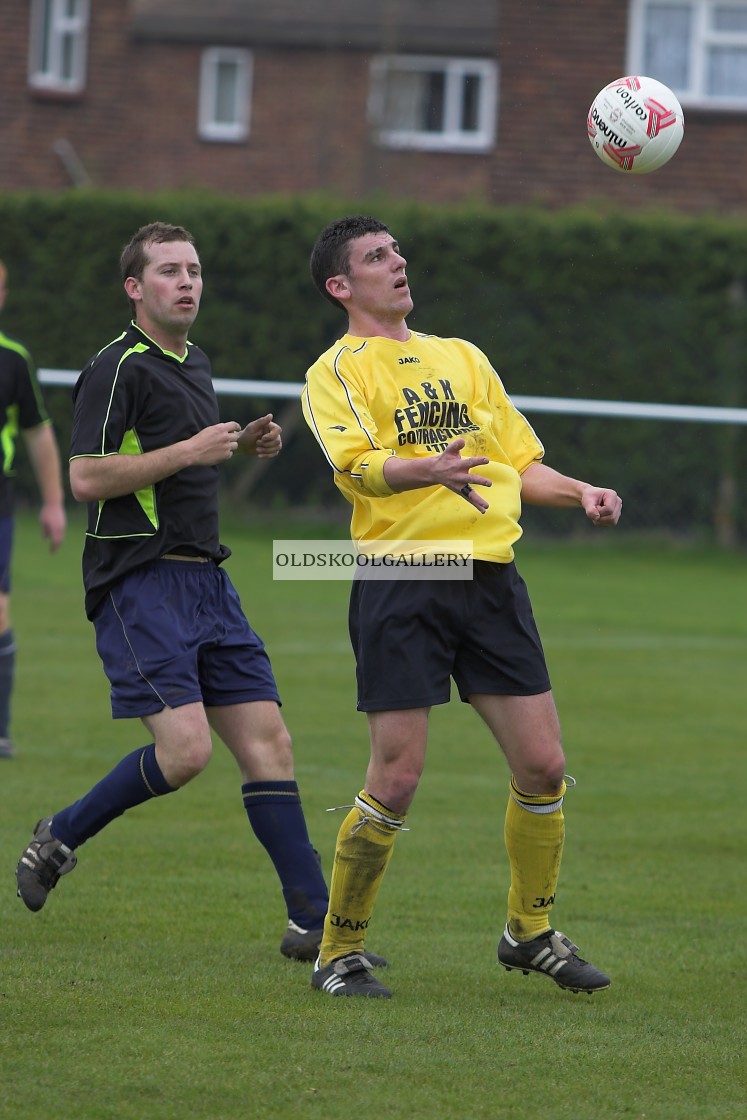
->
[302, 215, 622, 998]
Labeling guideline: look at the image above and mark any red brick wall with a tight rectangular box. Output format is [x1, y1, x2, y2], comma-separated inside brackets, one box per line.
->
[494, 0, 747, 214]
[2, 1, 746, 214]
[115, 44, 492, 202]
[1, 2, 134, 190]
[0, 4, 491, 202]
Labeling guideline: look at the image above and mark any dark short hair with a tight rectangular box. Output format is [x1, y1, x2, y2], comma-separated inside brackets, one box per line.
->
[310, 215, 391, 310]
[120, 222, 196, 313]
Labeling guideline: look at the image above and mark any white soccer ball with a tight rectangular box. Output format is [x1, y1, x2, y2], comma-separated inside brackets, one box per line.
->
[587, 75, 684, 173]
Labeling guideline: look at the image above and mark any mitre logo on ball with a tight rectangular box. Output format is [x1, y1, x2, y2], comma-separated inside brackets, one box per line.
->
[587, 75, 685, 173]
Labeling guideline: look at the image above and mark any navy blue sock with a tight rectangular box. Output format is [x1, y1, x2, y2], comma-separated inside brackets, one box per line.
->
[242, 780, 329, 928]
[52, 744, 176, 849]
[0, 628, 16, 739]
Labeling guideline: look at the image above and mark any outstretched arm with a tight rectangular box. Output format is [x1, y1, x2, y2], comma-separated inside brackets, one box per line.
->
[520, 462, 622, 526]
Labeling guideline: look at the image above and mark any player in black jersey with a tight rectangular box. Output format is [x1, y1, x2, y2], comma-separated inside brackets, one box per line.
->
[14, 223, 333, 963]
[0, 259, 66, 759]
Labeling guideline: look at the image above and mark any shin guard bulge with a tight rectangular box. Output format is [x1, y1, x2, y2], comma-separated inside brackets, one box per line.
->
[319, 790, 406, 966]
[504, 777, 566, 941]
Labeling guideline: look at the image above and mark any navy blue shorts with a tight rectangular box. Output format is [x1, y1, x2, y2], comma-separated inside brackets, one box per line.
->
[0, 516, 13, 593]
[349, 560, 551, 712]
[92, 559, 281, 719]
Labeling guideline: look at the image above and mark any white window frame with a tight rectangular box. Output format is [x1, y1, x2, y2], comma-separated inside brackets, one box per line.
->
[28, 0, 89, 94]
[628, 0, 747, 109]
[198, 47, 252, 142]
[369, 55, 498, 152]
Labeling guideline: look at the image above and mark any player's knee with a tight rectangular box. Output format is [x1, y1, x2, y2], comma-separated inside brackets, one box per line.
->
[374, 767, 421, 811]
[516, 747, 566, 793]
[234, 723, 294, 780]
[166, 735, 213, 786]
[542, 758, 567, 792]
[268, 724, 294, 768]
[394, 771, 420, 806]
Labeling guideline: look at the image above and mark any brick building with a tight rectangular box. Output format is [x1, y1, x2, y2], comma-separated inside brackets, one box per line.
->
[1, 0, 746, 212]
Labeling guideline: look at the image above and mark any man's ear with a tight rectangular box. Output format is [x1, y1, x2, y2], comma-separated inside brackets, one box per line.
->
[124, 276, 141, 302]
[326, 275, 349, 303]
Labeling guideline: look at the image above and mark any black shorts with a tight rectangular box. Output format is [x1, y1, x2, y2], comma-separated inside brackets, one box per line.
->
[348, 560, 551, 712]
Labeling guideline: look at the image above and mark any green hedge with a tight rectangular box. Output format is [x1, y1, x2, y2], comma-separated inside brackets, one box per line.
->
[2, 190, 746, 542]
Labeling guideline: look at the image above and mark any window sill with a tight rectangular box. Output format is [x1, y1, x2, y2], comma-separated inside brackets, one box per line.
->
[29, 84, 85, 103]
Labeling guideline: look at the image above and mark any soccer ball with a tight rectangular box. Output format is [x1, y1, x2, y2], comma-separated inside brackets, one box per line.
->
[587, 75, 684, 173]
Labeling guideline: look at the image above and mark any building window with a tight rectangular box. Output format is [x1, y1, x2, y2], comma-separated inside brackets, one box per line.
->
[628, 0, 747, 107]
[369, 55, 498, 152]
[28, 0, 89, 94]
[198, 48, 252, 142]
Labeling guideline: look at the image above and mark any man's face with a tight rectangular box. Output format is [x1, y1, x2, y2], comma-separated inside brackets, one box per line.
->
[127, 239, 203, 338]
[332, 232, 413, 320]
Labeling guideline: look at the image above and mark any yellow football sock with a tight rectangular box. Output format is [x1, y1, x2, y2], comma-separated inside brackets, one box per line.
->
[504, 776, 566, 941]
[319, 790, 405, 966]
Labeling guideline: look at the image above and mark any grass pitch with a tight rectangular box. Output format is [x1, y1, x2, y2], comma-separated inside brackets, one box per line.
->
[1, 511, 744, 1120]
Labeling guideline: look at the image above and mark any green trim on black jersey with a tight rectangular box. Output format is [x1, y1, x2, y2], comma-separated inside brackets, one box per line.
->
[0, 329, 31, 364]
[0, 328, 49, 418]
[93, 331, 128, 361]
[99, 342, 150, 455]
[118, 427, 158, 530]
[84, 530, 160, 541]
[130, 321, 192, 364]
[0, 403, 19, 476]
[88, 428, 159, 539]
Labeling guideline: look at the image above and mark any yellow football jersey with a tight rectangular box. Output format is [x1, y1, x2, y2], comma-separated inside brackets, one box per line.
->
[302, 331, 544, 561]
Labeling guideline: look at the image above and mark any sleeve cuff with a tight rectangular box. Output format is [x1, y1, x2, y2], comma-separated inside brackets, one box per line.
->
[356, 449, 396, 496]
